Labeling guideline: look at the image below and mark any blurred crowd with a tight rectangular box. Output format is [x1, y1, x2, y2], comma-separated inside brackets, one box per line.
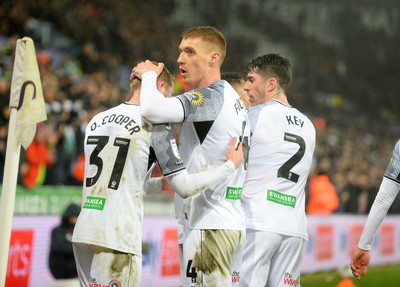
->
[0, 1, 399, 213]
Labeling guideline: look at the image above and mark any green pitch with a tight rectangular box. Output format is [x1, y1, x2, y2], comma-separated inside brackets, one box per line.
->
[301, 264, 400, 287]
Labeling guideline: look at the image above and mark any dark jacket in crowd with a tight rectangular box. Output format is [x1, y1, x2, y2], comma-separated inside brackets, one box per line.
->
[49, 203, 81, 279]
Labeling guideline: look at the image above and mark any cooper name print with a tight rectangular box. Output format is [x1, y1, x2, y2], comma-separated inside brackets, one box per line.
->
[90, 113, 141, 134]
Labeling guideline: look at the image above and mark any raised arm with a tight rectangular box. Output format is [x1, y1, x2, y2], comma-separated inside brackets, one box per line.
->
[134, 60, 184, 123]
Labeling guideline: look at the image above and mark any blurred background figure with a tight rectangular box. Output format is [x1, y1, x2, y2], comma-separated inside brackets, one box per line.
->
[307, 158, 340, 215]
[48, 203, 80, 281]
[20, 123, 57, 189]
[221, 72, 251, 108]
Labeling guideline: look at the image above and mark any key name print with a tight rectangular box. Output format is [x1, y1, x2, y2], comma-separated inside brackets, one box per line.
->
[286, 115, 304, 128]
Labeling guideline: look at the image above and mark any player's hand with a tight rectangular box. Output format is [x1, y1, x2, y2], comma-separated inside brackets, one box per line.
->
[133, 60, 164, 79]
[227, 137, 243, 169]
[350, 248, 370, 280]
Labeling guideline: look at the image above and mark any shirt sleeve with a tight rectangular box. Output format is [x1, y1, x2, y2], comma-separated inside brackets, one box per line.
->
[358, 176, 400, 250]
[165, 161, 235, 199]
[140, 71, 184, 123]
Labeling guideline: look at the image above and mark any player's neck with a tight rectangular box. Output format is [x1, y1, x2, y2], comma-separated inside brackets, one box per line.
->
[270, 91, 289, 106]
[194, 71, 221, 89]
[128, 91, 140, 105]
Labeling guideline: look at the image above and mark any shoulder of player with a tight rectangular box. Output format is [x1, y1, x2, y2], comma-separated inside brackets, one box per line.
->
[261, 102, 308, 117]
[180, 80, 225, 97]
[252, 103, 314, 126]
[394, 139, 400, 153]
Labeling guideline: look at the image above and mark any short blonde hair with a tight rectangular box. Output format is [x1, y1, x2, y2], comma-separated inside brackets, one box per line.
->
[182, 26, 226, 64]
[130, 62, 174, 91]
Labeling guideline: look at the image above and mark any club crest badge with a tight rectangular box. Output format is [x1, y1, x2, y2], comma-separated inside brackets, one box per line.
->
[191, 91, 204, 106]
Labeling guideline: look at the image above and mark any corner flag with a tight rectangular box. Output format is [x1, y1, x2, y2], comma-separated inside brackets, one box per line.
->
[0, 37, 47, 287]
[9, 36, 47, 149]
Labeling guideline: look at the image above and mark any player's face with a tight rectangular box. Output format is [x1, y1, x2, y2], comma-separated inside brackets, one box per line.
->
[177, 38, 211, 89]
[244, 72, 268, 106]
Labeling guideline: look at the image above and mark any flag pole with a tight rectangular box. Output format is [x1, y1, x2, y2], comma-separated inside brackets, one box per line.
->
[0, 107, 21, 287]
[0, 37, 46, 287]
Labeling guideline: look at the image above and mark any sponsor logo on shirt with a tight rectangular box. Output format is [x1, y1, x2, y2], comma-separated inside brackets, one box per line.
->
[266, 189, 296, 207]
[190, 91, 204, 106]
[89, 278, 122, 287]
[83, 196, 106, 210]
[226, 187, 242, 200]
[232, 271, 240, 284]
[283, 272, 299, 286]
[170, 138, 181, 159]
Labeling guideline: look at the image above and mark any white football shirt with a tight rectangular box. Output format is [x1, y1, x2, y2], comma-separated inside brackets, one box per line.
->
[176, 81, 250, 230]
[140, 72, 250, 231]
[72, 103, 185, 255]
[242, 100, 316, 240]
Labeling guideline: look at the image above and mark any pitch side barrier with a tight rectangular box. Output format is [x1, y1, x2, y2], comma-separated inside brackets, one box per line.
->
[0, 185, 82, 215]
[2, 188, 400, 286]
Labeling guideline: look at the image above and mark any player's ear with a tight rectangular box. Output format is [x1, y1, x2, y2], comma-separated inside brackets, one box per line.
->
[156, 80, 164, 90]
[209, 52, 220, 66]
[266, 77, 277, 92]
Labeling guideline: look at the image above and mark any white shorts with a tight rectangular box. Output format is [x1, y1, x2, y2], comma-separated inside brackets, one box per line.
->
[241, 230, 305, 287]
[72, 243, 141, 287]
[182, 228, 245, 287]
[177, 221, 185, 287]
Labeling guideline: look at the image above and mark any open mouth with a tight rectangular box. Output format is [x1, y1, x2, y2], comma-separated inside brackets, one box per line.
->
[180, 68, 187, 77]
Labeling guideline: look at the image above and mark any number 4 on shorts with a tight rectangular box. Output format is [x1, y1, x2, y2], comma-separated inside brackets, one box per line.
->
[186, 259, 197, 283]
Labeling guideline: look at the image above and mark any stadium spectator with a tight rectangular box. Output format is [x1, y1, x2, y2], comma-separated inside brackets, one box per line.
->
[306, 158, 339, 214]
[350, 139, 400, 280]
[49, 203, 81, 280]
[240, 53, 316, 287]
[21, 123, 57, 189]
[307, 170, 339, 214]
[133, 26, 249, 286]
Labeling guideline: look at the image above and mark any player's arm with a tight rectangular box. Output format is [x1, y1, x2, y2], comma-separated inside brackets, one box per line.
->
[357, 176, 400, 250]
[135, 61, 184, 123]
[166, 137, 243, 198]
[350, 176, 400, 279]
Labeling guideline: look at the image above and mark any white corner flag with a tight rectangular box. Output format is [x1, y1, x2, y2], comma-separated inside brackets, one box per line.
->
[0, 37, 47, 287]
[9, 37, 47, 148]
